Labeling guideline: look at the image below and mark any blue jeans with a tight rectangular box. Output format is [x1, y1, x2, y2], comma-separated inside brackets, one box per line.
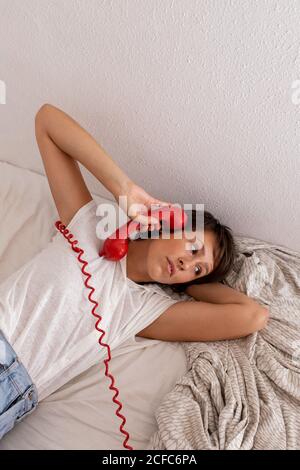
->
[0, 329, 38, 439]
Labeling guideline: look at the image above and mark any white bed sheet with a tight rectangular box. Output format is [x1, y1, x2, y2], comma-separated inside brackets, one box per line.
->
[0, 161, 188, 450]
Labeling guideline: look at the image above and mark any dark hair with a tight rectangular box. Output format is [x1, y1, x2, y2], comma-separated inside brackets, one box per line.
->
[136, 207, 237, 294]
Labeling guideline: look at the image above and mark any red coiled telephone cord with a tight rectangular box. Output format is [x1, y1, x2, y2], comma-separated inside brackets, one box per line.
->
[54, 220, 133, 451]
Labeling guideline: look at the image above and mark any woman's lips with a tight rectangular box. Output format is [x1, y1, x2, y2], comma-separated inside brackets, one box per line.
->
[167, 257, 175, 276]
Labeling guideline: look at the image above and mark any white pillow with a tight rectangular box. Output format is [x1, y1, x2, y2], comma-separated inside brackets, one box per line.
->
[0, 162, 115, 284]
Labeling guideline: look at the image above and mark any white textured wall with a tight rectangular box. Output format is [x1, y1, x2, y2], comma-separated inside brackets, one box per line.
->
[0, 0, 299, 251]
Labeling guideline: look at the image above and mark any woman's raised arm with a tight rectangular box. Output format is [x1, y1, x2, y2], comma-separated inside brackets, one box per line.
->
[35, 103, 171, 228]
[35, 103, 132, 226]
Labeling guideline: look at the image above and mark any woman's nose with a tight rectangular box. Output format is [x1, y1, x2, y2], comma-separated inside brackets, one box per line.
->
[178, 258, 193, 271]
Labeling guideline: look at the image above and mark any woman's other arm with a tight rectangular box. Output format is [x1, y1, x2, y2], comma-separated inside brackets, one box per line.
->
[185, 282, 262, 307]
[137, 299, 269, 342]
[137, 282, 269, 341]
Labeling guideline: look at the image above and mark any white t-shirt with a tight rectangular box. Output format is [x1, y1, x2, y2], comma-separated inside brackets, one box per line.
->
[0, 199, 187, 401]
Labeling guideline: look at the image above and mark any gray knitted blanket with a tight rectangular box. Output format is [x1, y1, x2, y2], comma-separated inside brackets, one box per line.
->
[147, 236, 300, 450]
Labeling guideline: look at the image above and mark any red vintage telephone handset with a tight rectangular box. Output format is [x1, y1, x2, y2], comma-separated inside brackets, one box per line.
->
[99, 204, 188, 261]
[55, 204, 187, 450]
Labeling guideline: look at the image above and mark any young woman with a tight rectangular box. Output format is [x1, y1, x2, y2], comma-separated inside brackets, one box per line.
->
[0, 104, 269, 440]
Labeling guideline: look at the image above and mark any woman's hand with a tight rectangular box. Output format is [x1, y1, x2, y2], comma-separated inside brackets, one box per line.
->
[116, 181, 172, 232]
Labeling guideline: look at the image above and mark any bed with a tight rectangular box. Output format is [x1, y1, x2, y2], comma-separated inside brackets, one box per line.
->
[0, 161, 189, 450]
[1, 161, 300, 450]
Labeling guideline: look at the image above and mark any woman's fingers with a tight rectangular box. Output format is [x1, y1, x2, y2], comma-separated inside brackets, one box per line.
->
[133, 214, 160, 226]
[139, 222, 160, 232]
[152, 201, 172, 208]
[132, 215, 161, 232]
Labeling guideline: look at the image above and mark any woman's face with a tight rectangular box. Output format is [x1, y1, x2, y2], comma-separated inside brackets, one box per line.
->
[146, 229, 220, 285]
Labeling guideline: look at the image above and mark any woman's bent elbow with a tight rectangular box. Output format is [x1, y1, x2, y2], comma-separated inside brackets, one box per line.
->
[253, 306, 269, 332]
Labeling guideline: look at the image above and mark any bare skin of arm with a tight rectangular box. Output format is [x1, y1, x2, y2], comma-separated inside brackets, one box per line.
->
[137, 283, 269, 341]
[185, 281, 264, 306]
[136, 297, 269, 342]
[35, 103, 133, 227]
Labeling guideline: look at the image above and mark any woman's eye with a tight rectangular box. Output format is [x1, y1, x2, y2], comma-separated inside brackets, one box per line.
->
[190, 245, 202, 275]
[195, 265, 202, 276]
